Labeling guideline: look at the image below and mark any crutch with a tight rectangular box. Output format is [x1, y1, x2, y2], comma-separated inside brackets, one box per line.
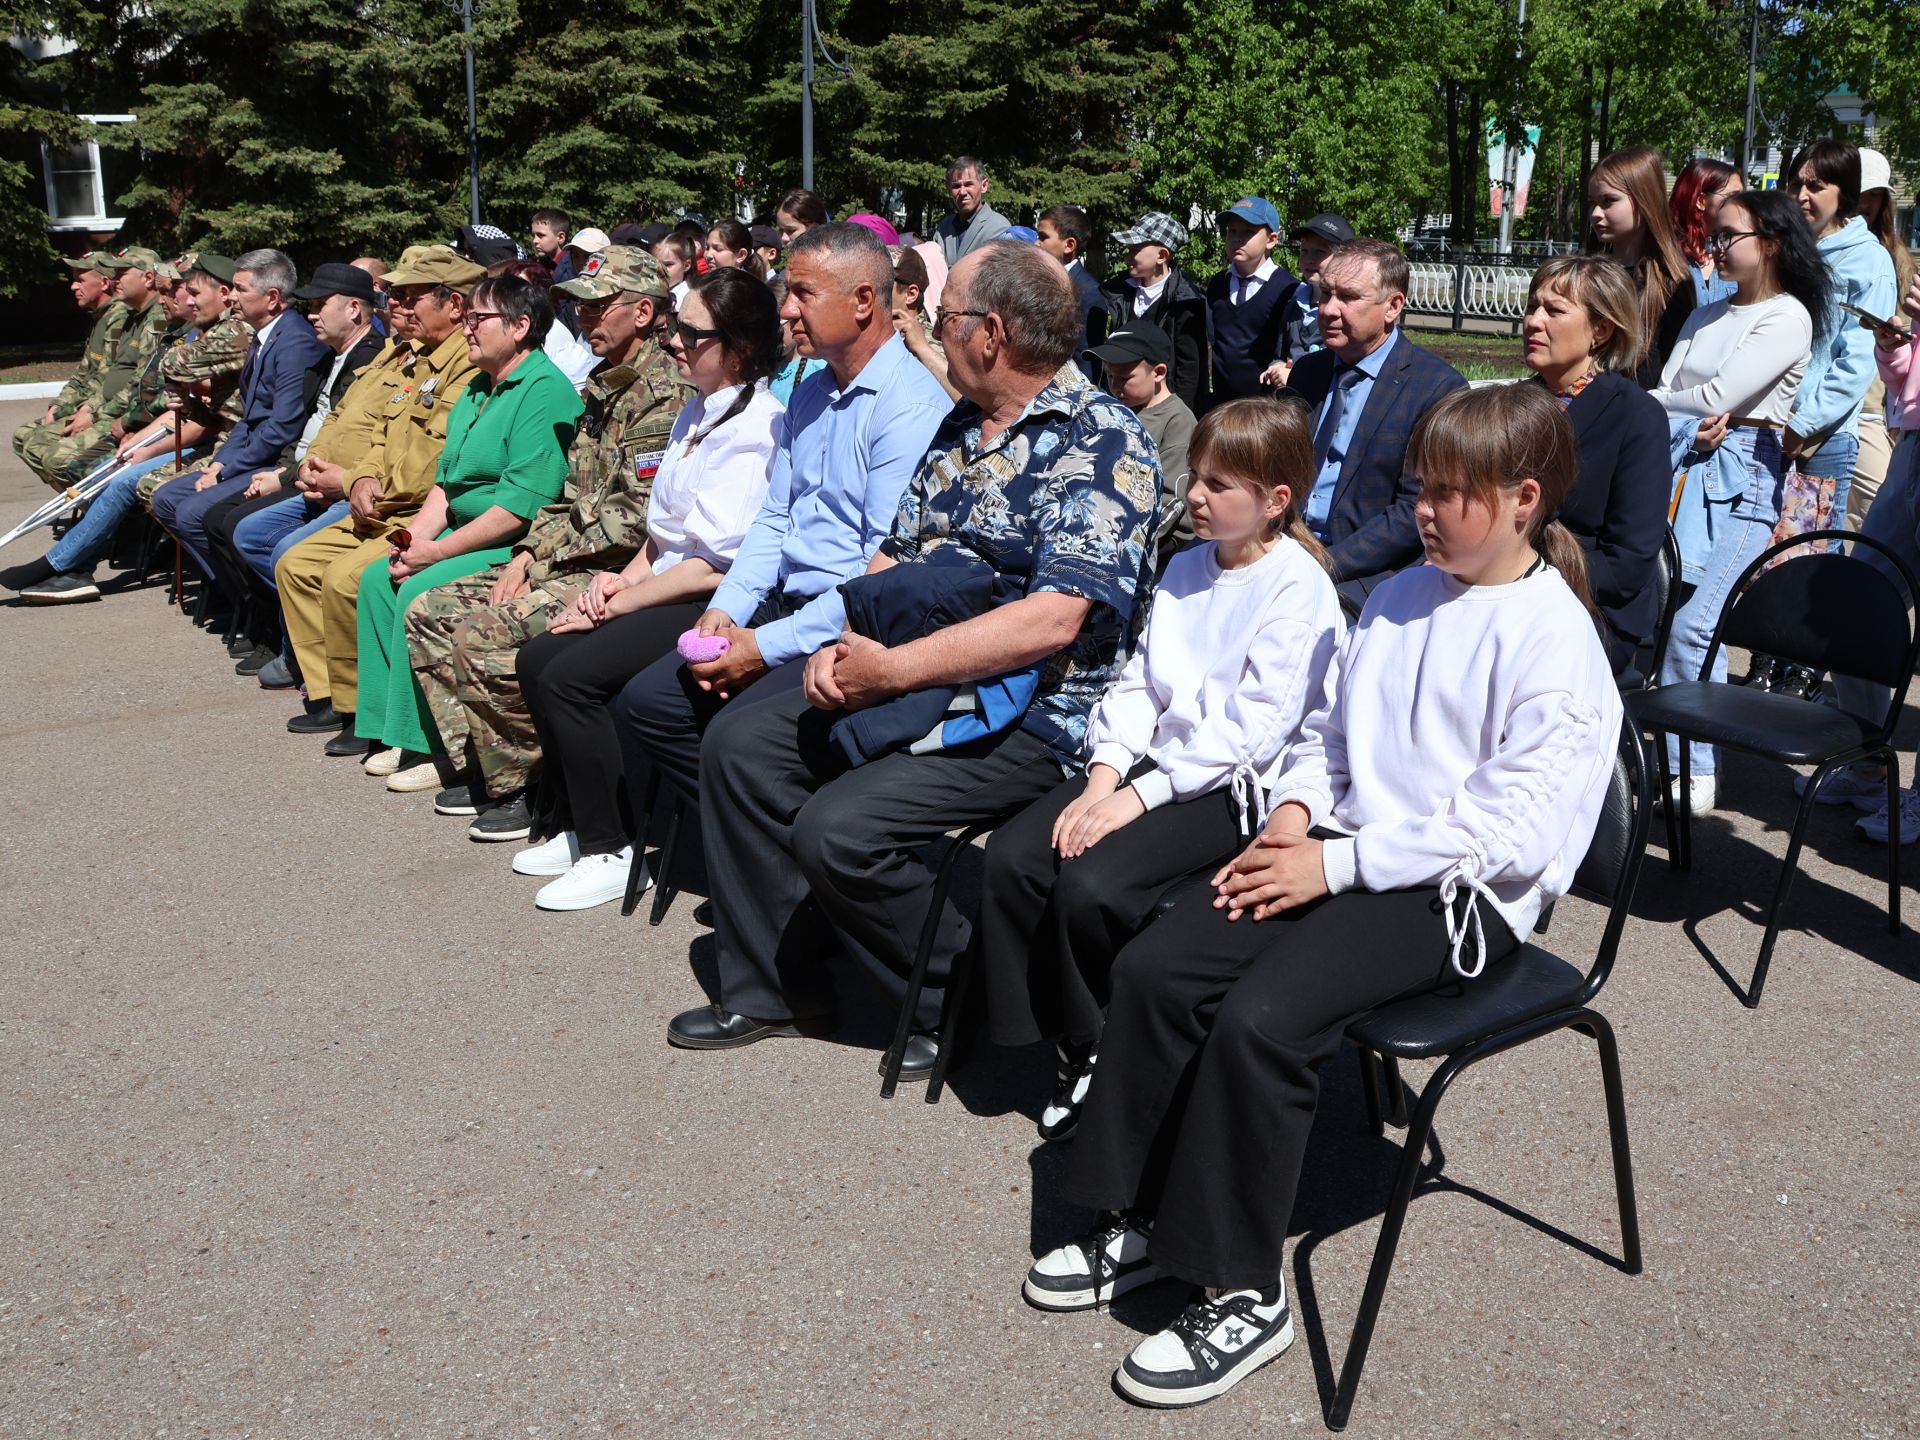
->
[0, 442, 143, 551]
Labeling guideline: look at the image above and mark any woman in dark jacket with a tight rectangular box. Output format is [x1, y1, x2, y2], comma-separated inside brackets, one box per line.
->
[1523, 254, 1672, 673]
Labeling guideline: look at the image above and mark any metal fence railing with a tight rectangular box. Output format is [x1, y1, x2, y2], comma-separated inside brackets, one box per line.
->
[1406, 254, 1539, 332]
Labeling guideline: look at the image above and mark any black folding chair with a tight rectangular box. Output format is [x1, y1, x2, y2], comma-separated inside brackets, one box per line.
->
[621, 769, 689, 926]
[1626, 529, 1919, 1008]
[1329, 724, 1652, 1430]
[1618, 527, 1681, 694]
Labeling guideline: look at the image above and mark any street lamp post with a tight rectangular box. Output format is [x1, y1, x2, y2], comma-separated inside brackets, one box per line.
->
[1741, 0, 1761, 182]
[798, 0, 849, 194]
[462, 0, 481, 225]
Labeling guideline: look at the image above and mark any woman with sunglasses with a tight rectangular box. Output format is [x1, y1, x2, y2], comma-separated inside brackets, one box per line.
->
[1651, 189, 1829, 814]
[352, 274, 584, 786]
[511, 269, 786, 910]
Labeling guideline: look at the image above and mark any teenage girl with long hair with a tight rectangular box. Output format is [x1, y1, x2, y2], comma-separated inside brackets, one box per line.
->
[1587, 146, 1695, 387]
[1652, 188, 1826, 813]
[1020, 382, 1621, 1412]
[974, 397, 1345, 1142]
[1669, 157, 1743, 306]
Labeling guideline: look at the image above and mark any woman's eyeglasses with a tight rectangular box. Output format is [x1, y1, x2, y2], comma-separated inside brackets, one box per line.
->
[1705, 229, 1759, 256]
[461, 310, 507, 331]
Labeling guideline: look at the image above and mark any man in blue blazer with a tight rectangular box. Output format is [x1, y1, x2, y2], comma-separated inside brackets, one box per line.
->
[149, 247, 329, 598]
[1283, 238, 1465, 601]
[1036, 204, 1106, 384]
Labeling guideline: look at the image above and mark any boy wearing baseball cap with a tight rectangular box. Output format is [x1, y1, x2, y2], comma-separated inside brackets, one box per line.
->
[1206, 196, 1298, 406]
[1083, 325, 1196, 562]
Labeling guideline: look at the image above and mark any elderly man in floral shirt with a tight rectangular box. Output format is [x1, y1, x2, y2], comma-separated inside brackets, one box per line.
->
[667, 241, 1163, 1082]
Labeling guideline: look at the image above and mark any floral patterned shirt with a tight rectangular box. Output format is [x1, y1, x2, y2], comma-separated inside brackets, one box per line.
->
[880, 364, 1162, 764]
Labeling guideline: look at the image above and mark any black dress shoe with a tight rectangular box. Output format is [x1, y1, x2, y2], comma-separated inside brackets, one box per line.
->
[880, 1033, 940, 1083]
[324, 723, 373, 758]
[667, 1004, 832, 1050]
[287, 705, 347, 734]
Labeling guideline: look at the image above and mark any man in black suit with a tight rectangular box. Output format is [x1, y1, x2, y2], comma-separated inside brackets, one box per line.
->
[1284, 238, 1466, 600]
[1036, 204, 1105, 383]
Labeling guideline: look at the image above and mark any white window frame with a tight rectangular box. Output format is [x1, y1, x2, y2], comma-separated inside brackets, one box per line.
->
[40, 113, 134, 232]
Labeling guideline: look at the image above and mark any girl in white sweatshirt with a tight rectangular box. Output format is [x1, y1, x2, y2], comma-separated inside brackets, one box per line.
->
[975, 398, 1345, 1142]
[1022, 382, 1623, 1413]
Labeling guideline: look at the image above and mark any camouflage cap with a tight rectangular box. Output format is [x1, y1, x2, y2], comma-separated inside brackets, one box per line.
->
[154, 254, 192, 283]
[383, 244, 487, 293]
[102, 245, 166, 272]
[552, 245, 668, 302]
[62, 249, 118, 276]
[188, 253, 240, 284]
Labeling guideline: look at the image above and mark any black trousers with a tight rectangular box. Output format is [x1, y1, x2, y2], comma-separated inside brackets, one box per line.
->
[977, 771, 1242, 1050]
[515, 601, 704, 854]
[696, 672, 1066, 1028]
[203, 485, 293, 648]
[1061, 878, 1518, 1291]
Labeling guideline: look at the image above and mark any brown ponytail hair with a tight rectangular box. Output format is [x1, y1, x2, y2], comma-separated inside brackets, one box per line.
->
[1406, 384, 1594, 613]
[1187, 396, 1333, 576]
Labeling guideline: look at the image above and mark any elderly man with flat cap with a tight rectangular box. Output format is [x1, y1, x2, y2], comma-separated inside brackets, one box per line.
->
[198, 261, 388, 671]
[275, 245, 484, 751]
[396, 245, 687, 836]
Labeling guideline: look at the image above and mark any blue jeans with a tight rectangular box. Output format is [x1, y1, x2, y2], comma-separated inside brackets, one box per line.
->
[150, 469, 252, 581]
[1660, 427, 1785, 776]
[234, 495, 349, 590]
[46, 449, 198, 575]
[1833, 430, 1920, 799]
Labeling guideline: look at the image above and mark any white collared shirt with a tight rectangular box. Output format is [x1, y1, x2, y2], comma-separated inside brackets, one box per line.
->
[1130, 274, 1169, 316]
[1230, 258, 1279, 306]
[647, 378, 786, 574]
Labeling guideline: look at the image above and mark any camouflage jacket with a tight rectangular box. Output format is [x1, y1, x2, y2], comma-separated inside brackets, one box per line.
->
[161, 313, 256, 439]
[96, 300, 168, 417]
[517, 344, 687, 584]
[107, 319, 193, 430]
[53, 301, 129, 418]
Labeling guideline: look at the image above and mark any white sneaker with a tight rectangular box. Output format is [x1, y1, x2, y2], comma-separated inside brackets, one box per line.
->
[1857, 790, 1920, 846]
[1023, 1213, 1158, 1311]
[1794, 763, 1887, 811]
[363, 746, 405, 777]
[534, 849, 637, 911]
[385, 755, 445, 793]
[512, 830, 581, 877]
[1116, 1283, 1294, 1408]
[1663, 773, 1717, 815]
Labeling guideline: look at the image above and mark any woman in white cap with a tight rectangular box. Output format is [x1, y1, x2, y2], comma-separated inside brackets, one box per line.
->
[1845, 147, 1914, 529]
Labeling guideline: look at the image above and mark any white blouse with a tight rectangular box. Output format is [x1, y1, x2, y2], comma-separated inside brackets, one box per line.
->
[646, 378, 784, 574]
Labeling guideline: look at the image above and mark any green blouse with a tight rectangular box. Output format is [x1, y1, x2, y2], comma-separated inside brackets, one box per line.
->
[434, 345, 584, 527]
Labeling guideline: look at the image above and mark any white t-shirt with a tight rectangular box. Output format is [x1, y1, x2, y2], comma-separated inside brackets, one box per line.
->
[1085, 535, 1344, 829]
[1271, 563, 1623, 975]
[1651, 291, 1813, 425]
[543, 321, 599, 392]
[645, 378, 784, 574]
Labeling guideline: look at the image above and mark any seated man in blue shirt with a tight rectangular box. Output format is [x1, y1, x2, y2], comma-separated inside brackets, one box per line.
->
[664, 241, 1163, 1082]
[613, 222, 953, 818]
[1282, 238, 1465, 601]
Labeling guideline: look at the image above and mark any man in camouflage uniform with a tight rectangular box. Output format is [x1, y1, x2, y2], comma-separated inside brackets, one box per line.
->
[400, 245, 685, 836]
[59, 250, 197, 487]
[278, 246, 484, 747]
[8, 255, 254, 605]
[12, 251, 128, 486]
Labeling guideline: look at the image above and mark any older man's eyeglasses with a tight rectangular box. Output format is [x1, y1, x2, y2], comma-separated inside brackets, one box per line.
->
[576, 297, 640, 321]
[932, 306, 990, 335]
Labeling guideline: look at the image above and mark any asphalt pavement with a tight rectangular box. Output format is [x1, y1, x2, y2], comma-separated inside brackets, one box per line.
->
[0, 398, 1915, 1438]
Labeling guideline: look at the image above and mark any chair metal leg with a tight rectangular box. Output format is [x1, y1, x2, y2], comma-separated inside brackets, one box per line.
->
[170, 539, 183, 606]
[1579, 1008, 1643, 1274]
[1358, 1045, 1385, 1136]
[1675, 741, 1694, 873]
[620, 770, 663, 917]
[647, 797, 685, 926]
[1327, 1052, 1463, 1430]
[1652, 730, 1681, 868]
[1382, 1054, 1409, 1127]
[1884, 747, 1903, 936]
[1747, 765, 1833, 1008]
[881, 821, 991, 1100]
[925, 922, 979, 1104]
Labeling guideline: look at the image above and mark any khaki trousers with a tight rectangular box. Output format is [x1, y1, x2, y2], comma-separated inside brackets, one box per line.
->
[275, 518, 393, 711]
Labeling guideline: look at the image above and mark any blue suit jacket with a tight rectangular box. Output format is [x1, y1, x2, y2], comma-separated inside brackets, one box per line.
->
[1285, 333, 1466, 592]
[1069, 262, 1105, 383]
[212, 311, 330, 476]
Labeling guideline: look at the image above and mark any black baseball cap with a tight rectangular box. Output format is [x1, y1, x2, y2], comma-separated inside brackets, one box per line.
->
[292, 261, 378, 304]
[1291, 213, 1356, 245]
[1084, 326, 1173, 369]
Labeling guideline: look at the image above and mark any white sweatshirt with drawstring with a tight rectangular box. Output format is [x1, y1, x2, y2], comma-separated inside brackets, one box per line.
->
[1267, 561, 1623, 975]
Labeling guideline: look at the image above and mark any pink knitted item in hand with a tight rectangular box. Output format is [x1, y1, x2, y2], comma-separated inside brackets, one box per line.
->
[678, 629, 732, 664]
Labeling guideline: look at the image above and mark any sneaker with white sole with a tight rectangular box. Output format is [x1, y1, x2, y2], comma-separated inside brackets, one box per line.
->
[1658, 773, 1717, 815]
[1023, 1212, 1159, 1312]
[512, 830, 581, 877]
[1794, 763, 1888, 811]
[21, 571, 100, 604]
[1857, 789, 1920, 846]
[385, 755, 445, 793]
[535, 849, 635, 911]
[1038, 1043, 1096, 1142]
[363, 746, 404, 776]
[1115, 1283, 1295, 1409]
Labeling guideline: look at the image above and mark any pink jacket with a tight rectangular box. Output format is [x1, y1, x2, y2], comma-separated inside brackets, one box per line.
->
[1877, 336, 1918, 430]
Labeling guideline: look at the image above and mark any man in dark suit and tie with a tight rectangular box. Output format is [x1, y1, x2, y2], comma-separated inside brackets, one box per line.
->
[1283, 238, 1466, 601]
[149, 247, 329, 605]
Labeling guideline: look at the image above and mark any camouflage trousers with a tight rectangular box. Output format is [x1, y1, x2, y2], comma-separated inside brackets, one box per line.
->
[403, 570, 586, 794]
[13, 416, 114, 491]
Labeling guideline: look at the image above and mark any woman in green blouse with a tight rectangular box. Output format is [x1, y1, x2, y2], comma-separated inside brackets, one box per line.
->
[355, 274, 584, 773]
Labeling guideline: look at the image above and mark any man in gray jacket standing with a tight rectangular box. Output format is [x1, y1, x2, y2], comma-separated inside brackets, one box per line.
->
[935, 156, 1012, 265]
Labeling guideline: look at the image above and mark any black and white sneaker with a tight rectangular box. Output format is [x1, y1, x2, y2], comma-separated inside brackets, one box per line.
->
[1038, 1043, 1096, 1141]
[433, 783, 481, 816]
[469, 792, 531, 842]
[1115, 1283, 1294, 1408]
[21, 571, 100, 604]
[1023, 1212, 1160, 1312]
